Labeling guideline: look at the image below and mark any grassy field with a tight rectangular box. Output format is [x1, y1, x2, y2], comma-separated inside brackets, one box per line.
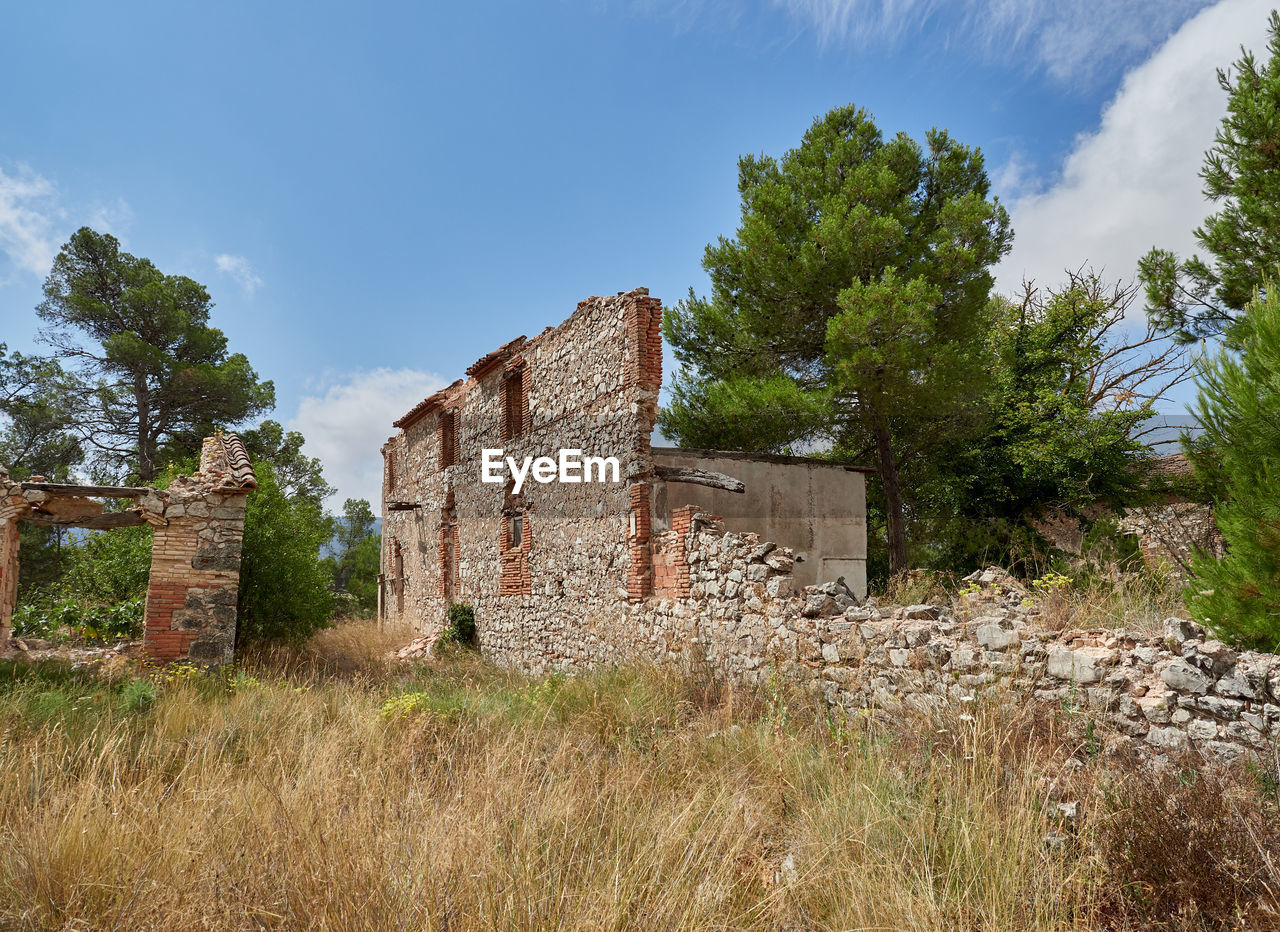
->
[0, 620, 1276, 931]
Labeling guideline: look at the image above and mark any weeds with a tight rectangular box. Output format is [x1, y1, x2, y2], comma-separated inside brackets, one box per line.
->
[0, 620, 1273, 930]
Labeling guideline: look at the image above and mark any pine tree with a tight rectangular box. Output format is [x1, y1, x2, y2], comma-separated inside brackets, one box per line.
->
[1140, 11, 1280, 344]
[1186, 276, 1280, 651]
[661, 105, 1011, 572]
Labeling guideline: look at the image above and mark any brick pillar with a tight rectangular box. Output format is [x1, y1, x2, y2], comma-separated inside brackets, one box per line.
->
[142, 489, 249, 665]
[670, 505, 695, 599]
[627, 483, 652, 601]
[0, 516, 18, 643]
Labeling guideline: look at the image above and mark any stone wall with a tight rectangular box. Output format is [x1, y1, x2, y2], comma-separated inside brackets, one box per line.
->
[1120, 501, 1223, 578]
[1, 434, 254, 664]
[381, 288, 662, 646]
[381, 289, 867, 670]
[604, 515, 1279, 767]
[142, 435, 255, 665]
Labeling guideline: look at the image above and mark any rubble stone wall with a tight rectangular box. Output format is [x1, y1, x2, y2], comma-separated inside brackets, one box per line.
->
[1, 434, 254, 664]
[382, 289, 663, 649]
[523, 513, 1279, 768]
[1121, 501, 1223, 578]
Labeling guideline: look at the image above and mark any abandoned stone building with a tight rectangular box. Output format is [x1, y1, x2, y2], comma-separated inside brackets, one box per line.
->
[1, 434, 255, 664]
[379, 292, 1280, 766]
[379, 288, 870, 667]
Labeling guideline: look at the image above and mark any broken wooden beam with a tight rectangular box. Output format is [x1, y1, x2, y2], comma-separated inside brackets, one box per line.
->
[654, 465, 745, 494]
[25, 510, 148, 529]
[20, 482, 153, 498]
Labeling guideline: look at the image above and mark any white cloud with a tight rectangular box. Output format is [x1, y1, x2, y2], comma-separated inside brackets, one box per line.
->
[993, 0, 1274, 294]
[215, 253, 264, 296]
[0, 165, 61, 280]
[289, 368, 447, 513]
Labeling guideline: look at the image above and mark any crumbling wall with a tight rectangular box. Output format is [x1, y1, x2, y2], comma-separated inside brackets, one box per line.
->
[0, 512, 18, 643]
[141, 435, 254, 664]
[382, 289, 663, 656]
[1120, 502, 1223, 578]
[1, 435, 254, 664]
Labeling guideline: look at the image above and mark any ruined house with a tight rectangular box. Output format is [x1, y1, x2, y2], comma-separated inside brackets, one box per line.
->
[379, 288, 869, 669]
[1, 434, 255, 664]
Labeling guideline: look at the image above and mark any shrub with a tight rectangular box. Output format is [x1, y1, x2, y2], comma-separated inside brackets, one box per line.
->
[117, 678, 159, 714]
[1094, 767, 1280, 925]
[10, 594, 142, 642]
[443, 602, 476, 646]
[236, 462, 335, 645]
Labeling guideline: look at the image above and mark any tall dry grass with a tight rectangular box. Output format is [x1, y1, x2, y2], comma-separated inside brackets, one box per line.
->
[0, 619, 1273, 930]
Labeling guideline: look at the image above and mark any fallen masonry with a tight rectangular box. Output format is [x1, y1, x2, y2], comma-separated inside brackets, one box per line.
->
[0, 434, 255, 665]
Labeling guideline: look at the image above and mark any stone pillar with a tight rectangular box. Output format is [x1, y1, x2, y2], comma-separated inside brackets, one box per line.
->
[0, 516, 18, 643]
[142, 434, 256, 666]
[142, 487, 250, 665]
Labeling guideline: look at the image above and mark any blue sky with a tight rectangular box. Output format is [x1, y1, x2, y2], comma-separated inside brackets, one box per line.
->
[0, 0, 1274, 507]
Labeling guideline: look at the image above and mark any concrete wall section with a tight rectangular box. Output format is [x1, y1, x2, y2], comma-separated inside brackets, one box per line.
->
[651, 448, 868, 595]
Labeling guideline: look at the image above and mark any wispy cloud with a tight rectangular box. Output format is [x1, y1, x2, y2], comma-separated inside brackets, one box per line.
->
[0, 164, 133, 285]
[993, 0, 1273, 293]
[289, 368, 448, 511]
[0, 165, 61, 281]
[623, 0, 1212, 82]
[215, 253, 264, 296]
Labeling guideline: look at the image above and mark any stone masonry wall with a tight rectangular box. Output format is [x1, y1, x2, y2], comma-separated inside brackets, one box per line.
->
[631, 516, 1278, 768]
[141, 436, 254, 665]
[1, 435, 253, 664]
[382, 289, 662, 652]
[1120, 501, 1223, 579]
[381, 289, 1275, 768]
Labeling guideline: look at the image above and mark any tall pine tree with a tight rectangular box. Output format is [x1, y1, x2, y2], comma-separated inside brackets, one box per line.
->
[1140, 11, 1280, 344]
[1186, 275, 1280, 651]
[661, 105, 1011, 571]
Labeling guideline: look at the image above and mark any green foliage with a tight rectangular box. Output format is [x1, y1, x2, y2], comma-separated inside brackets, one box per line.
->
[920, 276, 1158, 570]
[1184, 279, 1280, 650]
[661, 104, 1012, 571]
[443, 602, 476, 646]
[1140, 11, 1280, 343]
[14, 525, 151, 642]
[240, 420, 335, 505]
[61, 525, 153, 606]
[11, 595, 143, 643]
[237, 461, 335, 644]
[117, 678, 159, 714]
[0, 343, 82, 480]
[37, 227, 274, 481]
[323, 498, 381, 615]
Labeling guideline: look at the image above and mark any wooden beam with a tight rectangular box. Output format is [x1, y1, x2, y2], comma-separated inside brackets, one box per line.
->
[654, 465, 745, 494]
[386, 501, 422, 511]
[25, 510, 148, 529]
[20, 482, 153, 498]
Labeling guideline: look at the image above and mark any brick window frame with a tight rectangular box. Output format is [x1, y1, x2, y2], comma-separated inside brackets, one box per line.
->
[499, 360, 530, 442]
[499, 482, 531, 595]
[390, 537, 405, 614]
[626, 482, 652, 601]
[438, 409, 458, 471]
[438, 492, 458, 602]
[386, 446, 396, 490]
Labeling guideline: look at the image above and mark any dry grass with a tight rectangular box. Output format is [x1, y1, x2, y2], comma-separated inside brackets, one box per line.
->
[1023, 571, 1188, 636]
[0, 620, 1273, 930]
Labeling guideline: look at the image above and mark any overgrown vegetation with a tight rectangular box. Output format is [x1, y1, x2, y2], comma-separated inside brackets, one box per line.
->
[0, 622, 1273, 930]
[1185, 279, 1280, 651]
[443, 601, 476, 645]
